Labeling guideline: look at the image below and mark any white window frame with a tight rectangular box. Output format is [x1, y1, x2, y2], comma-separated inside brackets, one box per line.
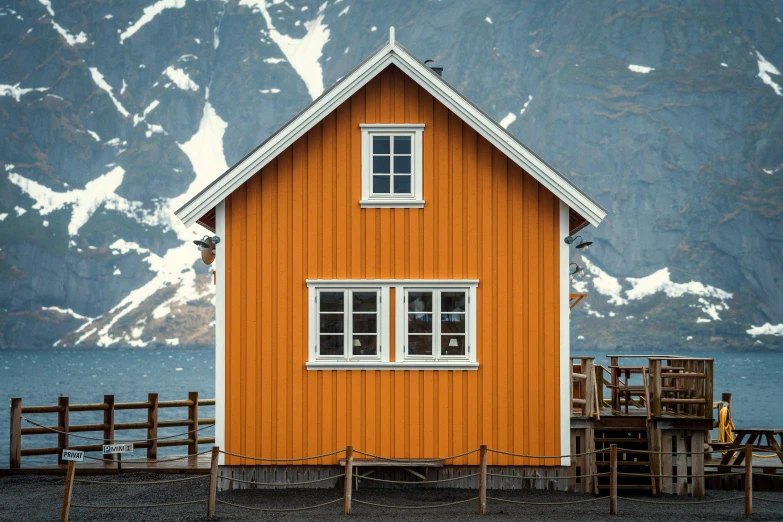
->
[360, 124, 424, 208]
[308, 285, 390, 365]
[397, 284, 477, 364]
[306, 280, 478, 370]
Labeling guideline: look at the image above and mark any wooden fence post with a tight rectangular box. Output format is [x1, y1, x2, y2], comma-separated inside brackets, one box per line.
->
[10, 398, 21, 469]
[609, 444, 618, 515]
[344, 445, 353, 515]
[704, 359, 714, 422]
[188, 392, 199, 455]
[57, 396, 69, 465]
[208, 446, 220, 518]
[745, 444, 752, 516]
[147, 393, 158, 459]
[103, 395, 115, 462]
[478, 444, 487, 514]
[60, 460, 76, 522]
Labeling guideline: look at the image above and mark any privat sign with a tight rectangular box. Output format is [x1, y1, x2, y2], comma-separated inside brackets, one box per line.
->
[61, 449, 84, 462]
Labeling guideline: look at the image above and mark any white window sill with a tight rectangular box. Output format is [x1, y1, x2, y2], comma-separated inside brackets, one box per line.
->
[306, 361, 478, 371]
[360, 199, 425, 209]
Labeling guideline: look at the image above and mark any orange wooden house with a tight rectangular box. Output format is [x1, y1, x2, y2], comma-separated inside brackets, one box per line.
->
[176, 28, 606, 485]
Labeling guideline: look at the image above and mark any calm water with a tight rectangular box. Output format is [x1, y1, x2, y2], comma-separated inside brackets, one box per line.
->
[1, 349, 782, 467]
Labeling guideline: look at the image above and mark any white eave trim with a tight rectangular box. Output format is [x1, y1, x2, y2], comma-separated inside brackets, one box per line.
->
[175, 41, 607, 228]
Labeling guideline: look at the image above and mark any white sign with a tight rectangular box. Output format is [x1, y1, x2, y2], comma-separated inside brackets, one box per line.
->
[62, 449, 84, 462]
[103, 443, 134, 455]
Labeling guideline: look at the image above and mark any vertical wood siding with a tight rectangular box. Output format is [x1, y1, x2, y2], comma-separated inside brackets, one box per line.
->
[224, 65, 561, 467]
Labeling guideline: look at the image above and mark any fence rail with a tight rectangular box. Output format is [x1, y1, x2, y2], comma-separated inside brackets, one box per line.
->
[9, 392, 215, 468]
[57, 443, 777, 520]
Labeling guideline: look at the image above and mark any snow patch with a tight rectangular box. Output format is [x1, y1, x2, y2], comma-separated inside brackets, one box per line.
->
[755, 51, 782, 96]
[485, 17, 492, 24]
[720, 62, 728, 67]
[175, 102, 228, 207]
[89, 68, 130, 117]
[113, 267, 121, 275]
[264, 57, 286, 64]
[0, 83, 48, 102]
[582, 258, 628, 305]
[166, 338, 180, 346]
[120, 0, 187, 43]
[519, 95, 533, 116]
[42, 306, 92, 321]
[370, 26, 376, 32]
[51, 20, 87, 45]
[14, 206, 26, 217]
[499, 112, 516, 129]
[747, 323, 783, 337]
[87, 130, 100, 141]
[241, 0, 330, 100]
[338, 5, 349, 16]
[628, 64, 655, 74]
[0, 213, 7, 221]
[162, 66, 199, 91]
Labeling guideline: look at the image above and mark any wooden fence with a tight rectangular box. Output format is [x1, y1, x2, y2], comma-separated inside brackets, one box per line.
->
[9, 392, 215, 468]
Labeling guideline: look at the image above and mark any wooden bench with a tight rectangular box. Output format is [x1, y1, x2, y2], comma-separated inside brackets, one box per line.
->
[339, 458, 445, 489]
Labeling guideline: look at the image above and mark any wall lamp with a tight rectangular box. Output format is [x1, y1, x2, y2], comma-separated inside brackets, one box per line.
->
[569, 262, 585, 282]
[564, 235, 593, 250]
[194, 235, 221, 265]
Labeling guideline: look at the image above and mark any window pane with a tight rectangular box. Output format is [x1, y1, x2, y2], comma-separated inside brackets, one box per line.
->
[393, 155, 411, 174]
[320, 313, 344, 333]
[373, 175, 390, 193]
[372, 135, 390, 154]
[352, 335, 377, 356]
[353, 314, 377, 334]
[408, 335, 433, 356]
[320, 292, 343, 312]
[319, 335, 344, 356]
[393, 175, 411, 194]
[408, 313, 433, 333]
[373, 155, 390, 174]
[408, 292, 432, 312]
[441, 335, 465, 356]
[441, 292, 466, 312]
[393, 135, 411, 154]
[441, 314, 465, 333]
[353, 292, 377, 312]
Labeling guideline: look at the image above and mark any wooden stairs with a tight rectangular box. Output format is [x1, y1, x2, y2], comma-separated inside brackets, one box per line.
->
[594, 418, 656, 494]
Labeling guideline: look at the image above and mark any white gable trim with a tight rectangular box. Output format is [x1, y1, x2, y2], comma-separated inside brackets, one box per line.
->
[176, 38, 607, 228]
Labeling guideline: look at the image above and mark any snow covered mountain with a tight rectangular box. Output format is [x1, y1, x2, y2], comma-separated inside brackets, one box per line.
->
[1, 0, 782, 351]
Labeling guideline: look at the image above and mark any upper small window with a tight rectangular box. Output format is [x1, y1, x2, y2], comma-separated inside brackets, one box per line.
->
[360, 124, 424, 208]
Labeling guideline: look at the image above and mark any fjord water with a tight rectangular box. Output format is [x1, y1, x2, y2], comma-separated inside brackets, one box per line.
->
[1, 349, 782, 467]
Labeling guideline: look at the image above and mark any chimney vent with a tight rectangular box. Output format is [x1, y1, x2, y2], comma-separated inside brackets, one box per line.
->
[424, 59, 443, 77]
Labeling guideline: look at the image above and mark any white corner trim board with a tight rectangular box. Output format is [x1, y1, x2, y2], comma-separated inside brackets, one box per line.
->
[215, 201, 226, 465]
[559, 201, 571, 467]
[175, 35, 606, 229]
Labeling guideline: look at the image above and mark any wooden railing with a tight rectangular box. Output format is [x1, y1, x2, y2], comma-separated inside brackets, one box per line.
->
[649, 357, 714, 420]
[9, 392, 215, 468]
[571, 356, 714, 420]
[570, 356, 599, 418]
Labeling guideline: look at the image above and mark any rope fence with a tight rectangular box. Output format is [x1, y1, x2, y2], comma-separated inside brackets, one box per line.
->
[20, 415, 215, 443]
[57, 442, 783, 520]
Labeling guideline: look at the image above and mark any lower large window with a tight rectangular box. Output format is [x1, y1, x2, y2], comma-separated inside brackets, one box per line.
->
[307, 280, 477, 369]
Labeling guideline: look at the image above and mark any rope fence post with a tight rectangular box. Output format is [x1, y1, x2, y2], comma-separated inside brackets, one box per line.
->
[10, 398, 21, 469]
[208, 446, 219, 518]
[60, 460, 76, 522]
[344, 445, 353, 515]
[478, 444, 487, 514]
[57, 396, 69, 465]
[147, 393, 158, 459]
[745, 443, 752, 516]
[188, 391, 199, 455]
[103, 394, 115, 463]
[609, 444, 618, 515]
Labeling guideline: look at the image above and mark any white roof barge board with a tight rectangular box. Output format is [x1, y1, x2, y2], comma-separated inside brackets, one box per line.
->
[175, 28, 607, 228]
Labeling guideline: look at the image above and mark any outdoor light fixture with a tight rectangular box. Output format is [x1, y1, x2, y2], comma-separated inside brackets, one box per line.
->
[569, 262, 585, 282]
[193, 235, 221, 265]
[564, 235, 593, 250]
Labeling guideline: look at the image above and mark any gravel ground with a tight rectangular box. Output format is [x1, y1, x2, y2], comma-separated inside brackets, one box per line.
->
[1, 473, 782, 521]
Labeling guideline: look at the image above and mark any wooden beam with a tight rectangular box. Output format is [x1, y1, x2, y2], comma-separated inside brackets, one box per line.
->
[10, 398, 21, 469]
[60, 460, 76, 522]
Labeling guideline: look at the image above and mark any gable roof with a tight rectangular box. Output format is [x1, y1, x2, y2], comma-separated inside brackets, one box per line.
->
[175, 28, 607, 229]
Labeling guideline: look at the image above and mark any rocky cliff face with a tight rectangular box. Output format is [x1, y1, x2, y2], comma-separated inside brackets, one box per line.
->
[1, 0, 782, 351]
